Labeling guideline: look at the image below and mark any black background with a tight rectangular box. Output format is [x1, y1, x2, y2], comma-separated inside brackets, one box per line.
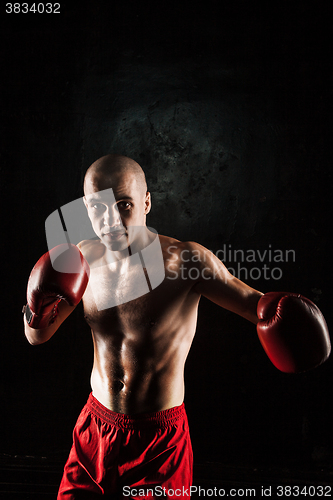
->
[1, 0, 332, 493]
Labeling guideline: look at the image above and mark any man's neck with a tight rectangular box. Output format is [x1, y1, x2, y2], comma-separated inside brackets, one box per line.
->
[103, 226, 155, 263]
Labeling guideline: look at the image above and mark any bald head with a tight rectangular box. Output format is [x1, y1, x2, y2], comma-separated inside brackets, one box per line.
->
[83, 154, 151, 247]
[84, 154, 147, 196]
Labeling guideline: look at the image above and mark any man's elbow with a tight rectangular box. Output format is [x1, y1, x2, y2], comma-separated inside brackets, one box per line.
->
[24, 328, 45, 346]
[24, 318, 51, 345]
[25, 335, 38, 346]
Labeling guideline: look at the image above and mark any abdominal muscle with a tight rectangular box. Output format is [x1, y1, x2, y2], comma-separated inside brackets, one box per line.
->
[89, 327, 188, 414]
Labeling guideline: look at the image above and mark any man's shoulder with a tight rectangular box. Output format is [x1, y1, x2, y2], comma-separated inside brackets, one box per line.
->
[77, 238, 104, 264]
[159, 235, 211, 260]
[77, 238, 100, 250]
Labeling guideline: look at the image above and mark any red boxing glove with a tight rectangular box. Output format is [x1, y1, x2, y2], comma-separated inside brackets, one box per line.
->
[25, 244, 90, 329]
[257, 292, 331, 373]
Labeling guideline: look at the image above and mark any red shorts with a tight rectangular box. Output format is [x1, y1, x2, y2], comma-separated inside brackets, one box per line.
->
[58, 393, 193, 499]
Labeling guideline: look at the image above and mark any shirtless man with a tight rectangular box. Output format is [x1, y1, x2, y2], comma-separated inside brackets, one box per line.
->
[24, 155, 330, 499]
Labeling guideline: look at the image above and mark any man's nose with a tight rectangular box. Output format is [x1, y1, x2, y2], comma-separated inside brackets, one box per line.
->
[103, 205, 122, 227]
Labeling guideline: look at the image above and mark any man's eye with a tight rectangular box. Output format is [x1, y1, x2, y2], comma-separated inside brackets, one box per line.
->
[118, 202, 132, 210]
[91, 203, 103, 211]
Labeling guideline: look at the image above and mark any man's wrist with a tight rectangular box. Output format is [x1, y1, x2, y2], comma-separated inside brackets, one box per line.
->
[22, 302, 59, 329]
[22, 304, 33, 324]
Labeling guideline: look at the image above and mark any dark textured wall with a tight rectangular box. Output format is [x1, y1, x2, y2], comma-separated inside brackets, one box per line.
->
[1, 0, 332, 481]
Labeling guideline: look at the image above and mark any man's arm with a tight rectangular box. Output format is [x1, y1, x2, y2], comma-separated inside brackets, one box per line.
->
[185, 241, 330, 372]
[188, 242, 263, 324]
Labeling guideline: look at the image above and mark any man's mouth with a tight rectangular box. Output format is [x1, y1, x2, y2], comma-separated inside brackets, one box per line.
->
[102, 228, 126, 241]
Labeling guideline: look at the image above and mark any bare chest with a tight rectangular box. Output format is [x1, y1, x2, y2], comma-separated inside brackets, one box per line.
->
[82, 261, 198, 339]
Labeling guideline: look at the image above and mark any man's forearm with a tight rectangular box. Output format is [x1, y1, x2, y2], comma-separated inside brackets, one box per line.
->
[24, 312, 59, 345]
[23, 300, 77, 345]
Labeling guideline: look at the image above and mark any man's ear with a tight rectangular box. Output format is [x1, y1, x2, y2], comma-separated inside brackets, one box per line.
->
[145, 192, 151, 214]
[83, 196, 88, 209]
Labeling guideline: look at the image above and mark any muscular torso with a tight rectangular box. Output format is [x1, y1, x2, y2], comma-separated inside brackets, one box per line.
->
[80, 235, 201, 414]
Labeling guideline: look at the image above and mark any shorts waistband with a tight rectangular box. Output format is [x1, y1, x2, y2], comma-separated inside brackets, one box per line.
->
[86, 393, 186, 429]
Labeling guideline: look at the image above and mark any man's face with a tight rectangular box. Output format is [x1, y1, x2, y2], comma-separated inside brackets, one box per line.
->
[84, 171, 151, 252]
